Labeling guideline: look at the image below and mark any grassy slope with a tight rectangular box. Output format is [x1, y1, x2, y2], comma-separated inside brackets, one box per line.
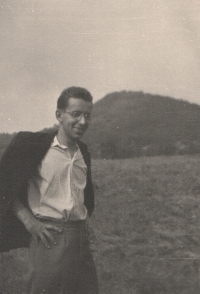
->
[91, 156, 200, 294]
[1, 155, 200, 293]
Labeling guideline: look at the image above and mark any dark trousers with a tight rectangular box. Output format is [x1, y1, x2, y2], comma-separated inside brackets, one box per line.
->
[26, 220, 98, 294]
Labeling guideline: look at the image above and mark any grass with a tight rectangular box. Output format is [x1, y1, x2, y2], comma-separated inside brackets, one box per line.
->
[1, 155, 200, 293]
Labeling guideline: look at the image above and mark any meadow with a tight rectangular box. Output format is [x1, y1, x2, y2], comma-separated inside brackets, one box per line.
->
[1, 154, 200, 293]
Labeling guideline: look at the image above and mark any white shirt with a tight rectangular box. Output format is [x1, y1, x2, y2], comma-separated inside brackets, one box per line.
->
[28, 136, 88, 220]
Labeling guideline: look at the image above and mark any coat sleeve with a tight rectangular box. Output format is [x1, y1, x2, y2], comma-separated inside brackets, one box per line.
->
[84, 150, 95, 217]
[0, 132, 25, 215]
[0, 132, 32, 251]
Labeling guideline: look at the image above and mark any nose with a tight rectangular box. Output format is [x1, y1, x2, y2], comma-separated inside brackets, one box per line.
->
[79, 115, 86, 125]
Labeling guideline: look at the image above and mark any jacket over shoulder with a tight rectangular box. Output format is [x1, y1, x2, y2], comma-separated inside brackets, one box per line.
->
[0, 131, 94, 252]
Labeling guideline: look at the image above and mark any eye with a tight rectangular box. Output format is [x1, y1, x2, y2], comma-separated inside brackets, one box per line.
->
[71, 111, 81, 118]
[84, 113, 91, 120]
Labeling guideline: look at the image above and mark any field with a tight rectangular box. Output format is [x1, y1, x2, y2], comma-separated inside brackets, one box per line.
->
[1, 155, 200, 293]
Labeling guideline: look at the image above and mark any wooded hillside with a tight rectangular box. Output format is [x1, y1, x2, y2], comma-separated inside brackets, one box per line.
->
[84, 91, 200, 158]
[1, 91, 200, 159]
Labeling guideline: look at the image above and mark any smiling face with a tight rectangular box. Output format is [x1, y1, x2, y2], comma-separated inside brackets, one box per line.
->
[56, 97, 93, 143]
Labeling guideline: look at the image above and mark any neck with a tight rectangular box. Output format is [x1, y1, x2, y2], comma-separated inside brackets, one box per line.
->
[57, 128, 77, 149]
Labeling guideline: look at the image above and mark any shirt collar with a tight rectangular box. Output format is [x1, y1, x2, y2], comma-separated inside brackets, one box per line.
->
[51, 136, 80, 153]
[51, 136, 69, 149]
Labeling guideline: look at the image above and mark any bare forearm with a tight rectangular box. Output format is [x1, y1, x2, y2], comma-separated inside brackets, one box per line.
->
[12, 198, 35, 229]
[12, 198, 62, 248]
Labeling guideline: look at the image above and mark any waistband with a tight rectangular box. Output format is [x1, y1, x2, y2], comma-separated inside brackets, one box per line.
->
[38, 217, 86, 228]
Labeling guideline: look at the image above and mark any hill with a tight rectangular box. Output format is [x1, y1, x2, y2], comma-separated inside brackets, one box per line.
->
[83, 91, 200, 158]
[1, 91, 200, 159]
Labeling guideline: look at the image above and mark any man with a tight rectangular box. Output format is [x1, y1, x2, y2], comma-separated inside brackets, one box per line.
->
[0, 87, 98, 293]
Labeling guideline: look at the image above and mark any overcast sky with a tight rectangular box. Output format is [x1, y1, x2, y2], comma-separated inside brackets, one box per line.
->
[0, 0, 200, 133]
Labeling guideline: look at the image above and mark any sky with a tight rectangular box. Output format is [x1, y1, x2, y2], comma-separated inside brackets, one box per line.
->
[0, 0, 200, 133]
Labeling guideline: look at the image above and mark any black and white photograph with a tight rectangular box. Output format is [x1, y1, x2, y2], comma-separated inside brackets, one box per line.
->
[0, 1, 200, 293]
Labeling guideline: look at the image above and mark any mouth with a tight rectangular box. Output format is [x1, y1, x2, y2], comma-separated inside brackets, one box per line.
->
[73, 127, 86, 134]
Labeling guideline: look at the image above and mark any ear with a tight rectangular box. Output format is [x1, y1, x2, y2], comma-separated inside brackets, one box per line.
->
[55, 109, 63, 123]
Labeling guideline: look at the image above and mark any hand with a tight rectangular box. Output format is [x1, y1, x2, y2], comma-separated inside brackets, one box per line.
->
[12, 199, 62, 249]
[25, 214, 62, 249]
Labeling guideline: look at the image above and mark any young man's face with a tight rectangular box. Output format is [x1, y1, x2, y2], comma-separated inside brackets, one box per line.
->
[57, 97, 93, 141]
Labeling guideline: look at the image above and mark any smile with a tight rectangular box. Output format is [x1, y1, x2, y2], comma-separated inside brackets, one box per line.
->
[74, 127, 85, 132]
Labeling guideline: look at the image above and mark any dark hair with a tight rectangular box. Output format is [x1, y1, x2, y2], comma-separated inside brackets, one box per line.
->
[57, 86, 93, 110]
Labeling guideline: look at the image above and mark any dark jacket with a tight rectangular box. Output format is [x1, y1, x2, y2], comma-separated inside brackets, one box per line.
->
[0, 131, 94, 252]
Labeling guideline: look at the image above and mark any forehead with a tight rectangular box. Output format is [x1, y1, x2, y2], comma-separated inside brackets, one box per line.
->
[67, 97, 93, 111]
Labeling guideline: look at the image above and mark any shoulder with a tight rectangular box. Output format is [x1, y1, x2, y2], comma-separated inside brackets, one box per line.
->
[77, 139, 87, 149]
[2, 131, 56, 157]
[13, 131, 56, 144]
[77, 140, 92, 169]
[15, 130, 53, 139]
[11, 131, 43, 143]
[1, 131, 35, 156]
[77, 140, 89, 154]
